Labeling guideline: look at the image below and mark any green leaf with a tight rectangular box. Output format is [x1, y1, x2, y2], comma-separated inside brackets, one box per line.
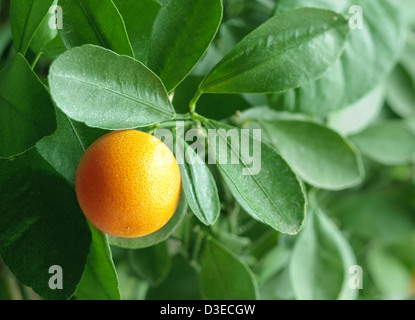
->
[367, 246, 413, 299]
[204, 119, 306, 235]
[10, 0, 54, 54]
[260, 264, 295, 300]
[350, 121, 415, 166]
[386, 64, 415, 118]
[252, 119, 365, 190]
[0, 149, 91, 300]
[199, 237, 259, 300]
[255, 245, 291, 287]
[36, 108, 108, 185]
[275, 0, 405, 115]
[113, 0, 161, 64]
[290, 206, 357, 300]
[319, 189, 415, 244]
[75, 223, 121, 300]
[146, 254, 201, 300]
[199, 7, 350, 94]
[0, 53, 57, 158]
[58, 0, 134, 57]
[148, 0, 223, 92]
[327, 85, 385, 136]
[29, 1, 67, 60]
[29, 0, 58, 54]
[173, 75, 252, 120]
[175, 136, 220, 226]
[48, 44, 175, 130]
[115, 261, 149, 300]
[108, 191, 187, 249]
[128, 241, 171, 285]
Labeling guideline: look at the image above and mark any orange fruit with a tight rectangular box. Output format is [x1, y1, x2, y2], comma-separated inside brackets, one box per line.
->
[75, 130, 181, 238]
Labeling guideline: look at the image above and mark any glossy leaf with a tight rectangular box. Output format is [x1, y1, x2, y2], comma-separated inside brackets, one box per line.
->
[204, 120, 306, 235]
[0, 149, 91, 300]
[29, 4, 66, 60]
[252, 119, 365, 190]
[75, 223, 121, 300]
[275, 0, 405, 115]
[0, 53, 56, 158]
[29, 0, 58, 55]
[176, 136, 220, 226]
[199, 7, 350, 93]
[108, 191, 187, 249]
[350, 121, 415, 165]
[48, 45, 175, 130]
[290, 207, 357, 300]
[10, 0, 54, 54]
[58, 0, 134, 57]
[36, 108, 108, 185]
[113, 0, 161, 63]
[199, 237, 259, 300]
[148, 0, 223, 92]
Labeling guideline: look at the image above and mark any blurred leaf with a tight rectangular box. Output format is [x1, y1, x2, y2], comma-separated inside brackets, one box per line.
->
[37, 108, 108, 185]
[175, 136, 220, 226]
[327, 85, 385, 136]
[290, 206, 358, 300]
[367, 246, 413, 299]
[400, 32, 415, 81]
[350, 121, 415, 166]
[0, 24, 12, 57]
[248, 119, 364, 190]
[128, 241, 171, 286]
[148, 0, 223, 92]
[199, 237, 259, 299]
[108, 191, 187, 249]
[48, 44, 175, 130]
[199, 8, 350, 93]
[213, 229, 251, 253]
[386, 64, 415, 118]
[275, 0, 405, 115]
[204, 120, 306, 234]
[388, 236, 415, 270]
[113, 0, 161, 64]
[320, 189, 415, 244]
[10, 0, 54, 54]
[75, 223, 121, 300]
[115, 261, 149, 300]
[255, 245, 290, 287]
[260, 265, 295, 300]
[0, 53, 56, 158]
[58, 0, 134, 57]
[0, 149, 91, 300]
[146, 254, 201, 300]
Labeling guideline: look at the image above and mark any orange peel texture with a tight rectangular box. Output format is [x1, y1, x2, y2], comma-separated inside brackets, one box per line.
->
[75, 130, 181, 238]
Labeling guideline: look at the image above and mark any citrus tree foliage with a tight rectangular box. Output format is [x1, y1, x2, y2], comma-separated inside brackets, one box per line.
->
[0, 0, 414, 300]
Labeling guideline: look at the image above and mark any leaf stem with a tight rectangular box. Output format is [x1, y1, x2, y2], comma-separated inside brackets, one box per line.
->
[31, 52, 43, 70]
[189, 88, 203, 113]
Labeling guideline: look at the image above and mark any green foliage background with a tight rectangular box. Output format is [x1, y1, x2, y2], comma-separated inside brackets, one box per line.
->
[0, 0, 414, 300]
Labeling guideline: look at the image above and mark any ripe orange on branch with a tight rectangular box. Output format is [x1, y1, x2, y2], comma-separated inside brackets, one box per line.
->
[75, 130, 181, 238]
